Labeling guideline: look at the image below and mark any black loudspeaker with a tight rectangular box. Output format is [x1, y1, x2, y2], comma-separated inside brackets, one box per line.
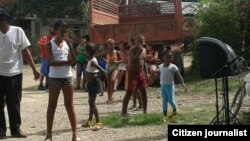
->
[198, 37, 240, 79]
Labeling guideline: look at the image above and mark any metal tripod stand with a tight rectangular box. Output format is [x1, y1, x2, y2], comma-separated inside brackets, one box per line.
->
[209, 76, 241, 125]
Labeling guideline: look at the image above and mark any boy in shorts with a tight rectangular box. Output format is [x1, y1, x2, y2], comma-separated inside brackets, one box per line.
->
[121, 35, 148, 116]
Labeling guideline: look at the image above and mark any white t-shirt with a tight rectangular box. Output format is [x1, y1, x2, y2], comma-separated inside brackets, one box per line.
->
[158, 63, 178, 85]
[86, 57, 99, 73]
[0, 26, 31, 76]
[49, 40, 72, 78]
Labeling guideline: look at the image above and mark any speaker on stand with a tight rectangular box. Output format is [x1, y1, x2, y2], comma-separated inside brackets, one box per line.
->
[198, 37, 241, 125]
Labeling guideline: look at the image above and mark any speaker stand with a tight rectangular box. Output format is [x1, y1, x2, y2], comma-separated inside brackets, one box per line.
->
[209, 77, 241, 125]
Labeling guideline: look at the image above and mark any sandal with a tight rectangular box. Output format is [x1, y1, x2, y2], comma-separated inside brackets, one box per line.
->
[163, 116, 168, 123]
[81, 121, 93, 127]
[91, 123, 103, 131]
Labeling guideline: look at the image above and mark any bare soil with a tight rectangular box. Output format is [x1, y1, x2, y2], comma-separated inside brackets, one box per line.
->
[3, 64, 168, 141]
[2, 55, 250, 141]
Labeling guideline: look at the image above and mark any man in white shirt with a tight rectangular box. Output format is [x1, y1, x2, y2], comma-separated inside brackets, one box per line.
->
[0, 6, 40, 139]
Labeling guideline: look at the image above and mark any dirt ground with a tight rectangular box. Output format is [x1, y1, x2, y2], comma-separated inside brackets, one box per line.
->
[3, 65, 169, 141]
[2, 55, 249, 141]
[1, 55, 194, 141]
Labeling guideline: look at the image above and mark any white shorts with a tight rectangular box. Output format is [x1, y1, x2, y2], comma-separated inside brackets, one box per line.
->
[118, 63, 127, 71]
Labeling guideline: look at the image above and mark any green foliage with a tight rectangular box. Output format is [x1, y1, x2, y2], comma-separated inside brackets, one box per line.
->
[190, 0, 241, 72]
[9, 0, 88, 25]
[102, 113, 163, 128]
[196, 0, 240, 49]
[7, 0, 88, 62]
[238, 0, 250, 63]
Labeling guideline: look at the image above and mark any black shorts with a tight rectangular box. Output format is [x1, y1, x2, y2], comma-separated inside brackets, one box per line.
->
[97, 71, 106, 82]
[87, 77, 101, 95]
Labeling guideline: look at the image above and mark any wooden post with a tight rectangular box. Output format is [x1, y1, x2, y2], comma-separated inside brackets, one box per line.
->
[88, 0, 93, 42]
[174, 0, 184, 43]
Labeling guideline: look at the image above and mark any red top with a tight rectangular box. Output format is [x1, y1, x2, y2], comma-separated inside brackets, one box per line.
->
[39, 35, 53, 58]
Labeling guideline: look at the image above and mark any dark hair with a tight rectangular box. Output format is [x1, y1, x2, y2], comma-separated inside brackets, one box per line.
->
[163, 50, 173, 58]
[0, 6, 11, 22]
[53, 20, 68, 31]
[85, 44, 97, 56]
[82, 34, 90, 42]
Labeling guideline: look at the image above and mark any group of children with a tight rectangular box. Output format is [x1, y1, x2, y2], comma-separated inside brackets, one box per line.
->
[37, 19, 188, 141]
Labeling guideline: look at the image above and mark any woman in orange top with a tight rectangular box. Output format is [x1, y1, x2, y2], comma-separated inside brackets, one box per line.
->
[105, 39, 121, 104]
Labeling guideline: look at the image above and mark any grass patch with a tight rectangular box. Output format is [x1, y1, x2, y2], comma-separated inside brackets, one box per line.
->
[102, 102, 215, 128]
[102, 113, 163, 128]
[169, 103, 215, 125]
[182, 71, 246, 96]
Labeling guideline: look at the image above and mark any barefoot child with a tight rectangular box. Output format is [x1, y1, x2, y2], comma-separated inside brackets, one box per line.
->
[82, 44, 106, 130]
[121, 35, 148, 116]
[44, 20, 81, 141]
[157, 50, 187, 123]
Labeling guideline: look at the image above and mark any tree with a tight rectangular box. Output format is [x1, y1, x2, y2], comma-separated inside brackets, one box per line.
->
[9, 0, 88, 25]
[190, 0, 241, 73]
[237, 0, 250, 63]
[195, 0, 240, 50]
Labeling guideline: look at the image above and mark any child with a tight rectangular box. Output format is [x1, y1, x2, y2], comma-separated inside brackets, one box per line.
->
[37, 26, 54, 90]
[44, 20, 81, 141]
[156, 50, 187, 123]
[121, 35, 148, 116]
[127, 36, 143, 111]
[96, 46, 107, 96]
[81, 44, 106, 130]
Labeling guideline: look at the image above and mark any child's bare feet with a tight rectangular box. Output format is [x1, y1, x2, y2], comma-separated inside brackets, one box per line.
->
[133, 106, 143, 111]
[72, 132, 81, 141]
[106, 98, 114, 104]
[44, 134, 52, 141]
[121, 112, 130, 117]
[106, 100, 112, 104]
[128, 105, 136, 110]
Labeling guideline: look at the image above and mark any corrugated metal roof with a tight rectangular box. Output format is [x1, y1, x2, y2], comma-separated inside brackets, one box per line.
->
[182, 2, 198, 15]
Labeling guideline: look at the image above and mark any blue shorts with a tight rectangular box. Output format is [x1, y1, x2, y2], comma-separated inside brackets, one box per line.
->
[40, 58, 49, 77]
